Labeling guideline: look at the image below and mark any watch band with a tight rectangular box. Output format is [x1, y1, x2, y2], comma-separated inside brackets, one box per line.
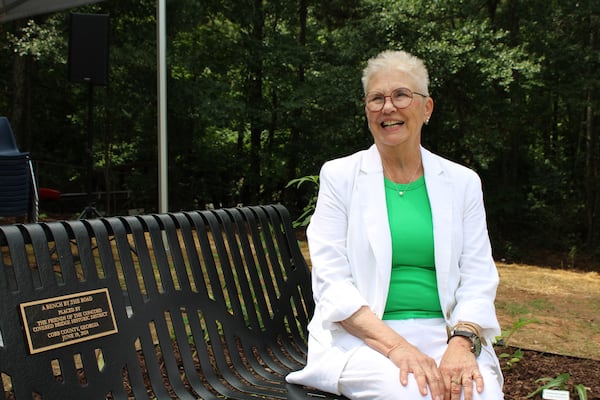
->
[447, 329, 482, 357]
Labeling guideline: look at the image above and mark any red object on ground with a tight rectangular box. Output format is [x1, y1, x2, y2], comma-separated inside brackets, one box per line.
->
[38, 187, 61, 201]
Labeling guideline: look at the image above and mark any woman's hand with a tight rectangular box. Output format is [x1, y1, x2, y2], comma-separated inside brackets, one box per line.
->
[439, 337, 484, 400]
[388, 339, 445, 400]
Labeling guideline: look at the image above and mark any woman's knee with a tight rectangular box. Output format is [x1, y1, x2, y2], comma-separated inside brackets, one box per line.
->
[340, 367, 432, 399]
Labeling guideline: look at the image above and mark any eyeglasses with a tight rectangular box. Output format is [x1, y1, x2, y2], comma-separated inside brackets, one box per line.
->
[364, 87, 428, 112]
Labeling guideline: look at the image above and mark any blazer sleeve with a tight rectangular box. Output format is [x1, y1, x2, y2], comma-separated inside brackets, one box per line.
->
[307, 159, 369, 330]
[451, 169, 501, 342]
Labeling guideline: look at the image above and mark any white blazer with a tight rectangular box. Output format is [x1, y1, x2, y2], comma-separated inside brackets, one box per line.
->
[286, 145, 501, 394]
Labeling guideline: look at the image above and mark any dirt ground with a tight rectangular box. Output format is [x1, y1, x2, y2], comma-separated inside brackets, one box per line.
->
[495, 262, 600, 360]
[495, 262, 600, 399]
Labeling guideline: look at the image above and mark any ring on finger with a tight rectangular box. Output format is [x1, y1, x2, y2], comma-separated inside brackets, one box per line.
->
[451, 378, 461, 385]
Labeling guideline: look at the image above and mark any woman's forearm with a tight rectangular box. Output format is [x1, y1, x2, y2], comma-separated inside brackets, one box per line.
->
[340, 306, 409, 357]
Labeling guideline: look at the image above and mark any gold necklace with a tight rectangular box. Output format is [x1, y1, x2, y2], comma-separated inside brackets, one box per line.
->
[383, 158, 422, 197]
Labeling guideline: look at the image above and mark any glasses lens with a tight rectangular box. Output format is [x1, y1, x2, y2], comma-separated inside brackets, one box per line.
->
[391, 88, 413, 109]
[365, 88, 414, 111]
[366, 93, 384, 111]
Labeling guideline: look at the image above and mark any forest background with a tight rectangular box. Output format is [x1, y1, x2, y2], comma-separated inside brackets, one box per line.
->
[1, 0, 598, 270]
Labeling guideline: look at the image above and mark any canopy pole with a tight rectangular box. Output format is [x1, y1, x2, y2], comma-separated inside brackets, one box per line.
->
[157, 0, 168, 213]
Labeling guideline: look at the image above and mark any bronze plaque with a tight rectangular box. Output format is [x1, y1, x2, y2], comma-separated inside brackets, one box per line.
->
[19, 288, 118, 354]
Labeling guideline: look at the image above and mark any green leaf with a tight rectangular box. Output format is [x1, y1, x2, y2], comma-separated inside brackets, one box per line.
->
[527, 373, 570, 398]
[575, 384, 588, 400]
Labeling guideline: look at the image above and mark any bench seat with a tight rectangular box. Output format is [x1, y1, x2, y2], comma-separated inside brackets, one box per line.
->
[0, 205, 345, 399]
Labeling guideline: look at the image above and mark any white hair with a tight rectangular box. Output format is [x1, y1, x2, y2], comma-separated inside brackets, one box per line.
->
[361, 50, 430, 95]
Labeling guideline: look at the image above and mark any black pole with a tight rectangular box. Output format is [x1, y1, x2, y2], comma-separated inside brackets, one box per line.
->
[79, 81, 101, 219]
[69, 13, 109, 219]
[86, 82, 94, 206]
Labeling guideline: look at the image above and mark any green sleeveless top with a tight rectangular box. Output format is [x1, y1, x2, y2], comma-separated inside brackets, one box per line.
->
[382, 175, 443, 320]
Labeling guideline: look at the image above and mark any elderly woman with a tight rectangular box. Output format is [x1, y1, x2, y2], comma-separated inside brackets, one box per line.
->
[286, 50, 504, 400]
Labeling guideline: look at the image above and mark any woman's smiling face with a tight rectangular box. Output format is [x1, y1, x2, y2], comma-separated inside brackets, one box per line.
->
[365, 68, 433, 149]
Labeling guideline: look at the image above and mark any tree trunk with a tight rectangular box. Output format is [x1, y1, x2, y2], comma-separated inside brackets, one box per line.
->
[242, 0, 265, 205]
[584, 95, 597, 245]
[11, 54, 32, 149]
[584, 15, 598, 246]
[285, 0, 307, 196]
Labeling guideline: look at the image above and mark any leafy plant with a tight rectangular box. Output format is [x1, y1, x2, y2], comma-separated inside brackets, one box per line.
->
[285, 175, 319, 228]
[527, 373, 588, 400]
[575, 383, 589, 400]
[496, 317, 539, 347]
[527, 373, 569, 398]
[495, 317, 538, 370]
[498, 348, 524, 370]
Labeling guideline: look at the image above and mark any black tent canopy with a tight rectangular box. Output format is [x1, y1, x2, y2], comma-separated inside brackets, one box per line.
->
[0, 0, 104, 23]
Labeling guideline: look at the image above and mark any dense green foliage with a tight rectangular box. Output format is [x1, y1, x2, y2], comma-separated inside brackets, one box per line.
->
[0, 0, 598, 266]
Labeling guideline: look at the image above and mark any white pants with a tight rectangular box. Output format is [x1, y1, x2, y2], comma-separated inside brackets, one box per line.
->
[338, 319, 504, 400]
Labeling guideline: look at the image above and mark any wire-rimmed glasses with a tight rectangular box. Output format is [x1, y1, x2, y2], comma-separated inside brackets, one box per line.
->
[364, 87, 428, 112]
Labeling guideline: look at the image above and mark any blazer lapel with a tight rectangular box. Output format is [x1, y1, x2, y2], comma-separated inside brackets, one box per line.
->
[422, 148, 453, 313]
[357, 146, 392, 300]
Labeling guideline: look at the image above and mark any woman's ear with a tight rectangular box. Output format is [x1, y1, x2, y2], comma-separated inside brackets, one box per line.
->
[424, 96, 434, 122]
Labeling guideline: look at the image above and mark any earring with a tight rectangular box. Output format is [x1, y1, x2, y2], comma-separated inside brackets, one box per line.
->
[424, 118, 430, 125]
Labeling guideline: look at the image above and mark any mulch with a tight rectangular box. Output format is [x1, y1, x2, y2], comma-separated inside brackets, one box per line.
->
[498, 346, 600, 400]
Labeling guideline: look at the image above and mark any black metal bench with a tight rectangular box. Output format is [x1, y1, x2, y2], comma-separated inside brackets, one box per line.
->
[0, 205, 343, 399]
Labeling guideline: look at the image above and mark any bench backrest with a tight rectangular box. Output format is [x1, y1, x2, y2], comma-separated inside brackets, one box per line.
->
[0, 205, 313, 399]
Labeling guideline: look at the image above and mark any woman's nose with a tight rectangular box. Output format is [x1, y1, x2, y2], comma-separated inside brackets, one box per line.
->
[381, 96, 397, 112]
